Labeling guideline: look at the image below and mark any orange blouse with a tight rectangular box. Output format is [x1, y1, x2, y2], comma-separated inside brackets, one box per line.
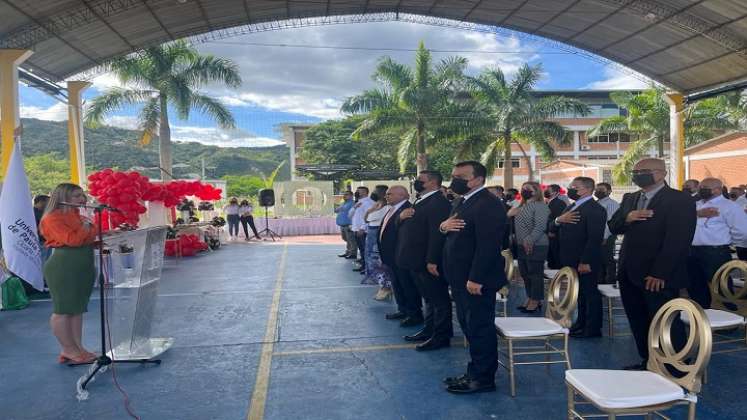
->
[40, 210, 97, 248]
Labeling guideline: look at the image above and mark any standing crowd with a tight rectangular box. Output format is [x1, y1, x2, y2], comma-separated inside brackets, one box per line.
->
[334, 157, 747, 393]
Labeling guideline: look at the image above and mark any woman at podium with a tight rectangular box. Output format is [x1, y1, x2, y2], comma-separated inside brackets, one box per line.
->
[39, 183, 97, 364]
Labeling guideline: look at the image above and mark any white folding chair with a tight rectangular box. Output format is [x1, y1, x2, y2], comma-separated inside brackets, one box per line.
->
[495, 267, 579, 396]
[566, 298, 712, 420]
[597, 283, 628, 337]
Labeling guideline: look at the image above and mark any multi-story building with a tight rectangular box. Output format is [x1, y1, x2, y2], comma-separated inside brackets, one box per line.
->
[280, 123, 314, 180]
[490, 90, 660, 187]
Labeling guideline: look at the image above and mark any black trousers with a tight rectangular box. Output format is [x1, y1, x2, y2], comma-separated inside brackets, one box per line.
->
[412, 270, 453, 340]
[574, 270, 603, 334]
[737, 247, 747, 261]
[619, 270, 687, 361]
[392, 267, 423, 319]
[451, 284, 498, 384]
[687, 246, 732, 309]
[355, 231, 366, 264]
[240, 215, 260, 239]
[600, 236, 617, 284]
[547, 235, 562, 269]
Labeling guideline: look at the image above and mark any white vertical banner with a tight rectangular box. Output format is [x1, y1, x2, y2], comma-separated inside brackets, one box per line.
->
[0, 142, 43, 290]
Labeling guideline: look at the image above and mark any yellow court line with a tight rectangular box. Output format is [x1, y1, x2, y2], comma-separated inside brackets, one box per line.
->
[247, 243, 288, 420]
[273, 343, 418, 357]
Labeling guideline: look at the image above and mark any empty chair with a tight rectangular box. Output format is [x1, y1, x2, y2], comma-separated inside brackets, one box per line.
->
[566, 298, 712, 420]
[494, 266, 579, 396]
[597, 283, 627, 337]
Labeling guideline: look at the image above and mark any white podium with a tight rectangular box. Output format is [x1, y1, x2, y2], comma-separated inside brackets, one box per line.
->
[102, 226, 172, 360]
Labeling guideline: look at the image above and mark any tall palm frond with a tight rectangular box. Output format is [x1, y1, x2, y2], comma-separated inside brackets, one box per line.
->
[613, 136, 657, 184]
[85, 88, 155, 127]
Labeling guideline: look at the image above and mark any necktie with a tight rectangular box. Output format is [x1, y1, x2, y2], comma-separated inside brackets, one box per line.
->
[637, 193, 648, 210]
[450, 198, 464, 216]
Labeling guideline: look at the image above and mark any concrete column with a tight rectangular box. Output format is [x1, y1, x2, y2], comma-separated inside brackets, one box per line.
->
[0, 49, 33, 176]
[529, 144, 537, 181]
[573, 131, 580, 159]
[67, 81, 91, 186]
[664, 92, 685, 188]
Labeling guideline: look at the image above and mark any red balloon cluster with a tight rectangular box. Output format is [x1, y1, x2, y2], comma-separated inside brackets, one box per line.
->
[87, 169, 223, 230]
[88, 169, 149, 228]
[165, 234, 208, 257]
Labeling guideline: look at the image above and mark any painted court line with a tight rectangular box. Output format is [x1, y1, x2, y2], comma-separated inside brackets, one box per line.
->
[247, 243, 288, 420]
[273, 343, 417, 356]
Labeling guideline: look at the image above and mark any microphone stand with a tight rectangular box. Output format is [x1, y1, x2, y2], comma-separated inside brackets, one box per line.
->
[66, 203, 161, 390]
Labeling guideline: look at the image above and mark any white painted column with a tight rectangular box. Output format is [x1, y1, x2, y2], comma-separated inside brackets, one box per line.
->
[573, 131, 580, 159]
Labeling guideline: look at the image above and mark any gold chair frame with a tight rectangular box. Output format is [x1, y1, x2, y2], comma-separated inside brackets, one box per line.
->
[599, 284, 630, 338]
[567, 298, 712, 420]
[708, 260, 747, 354]
[497, 266, 579, 397]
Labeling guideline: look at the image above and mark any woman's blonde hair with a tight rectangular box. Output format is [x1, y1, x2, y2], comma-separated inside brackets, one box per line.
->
[45, 183, 84, 216]
[520, 181, 543, 205]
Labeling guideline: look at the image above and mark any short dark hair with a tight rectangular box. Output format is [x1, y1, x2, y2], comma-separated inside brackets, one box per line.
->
[420, 170, 443, 185]
[34, 194, 50, 205]
[495, 185, 505, 193]
[573, 177, 596, 190]
[455, 161, 487, 179]
[374, 185, 389, 195]
[597, 182, 612, 192]
[357, 186, 369, 194]
[548, 184, 561, 194]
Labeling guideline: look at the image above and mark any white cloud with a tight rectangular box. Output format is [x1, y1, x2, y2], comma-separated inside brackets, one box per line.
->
[586, 66, 652, 90]
[20, 102, 68, 121]
[171, 125, 284, 148]
[105, 115, 140, 130]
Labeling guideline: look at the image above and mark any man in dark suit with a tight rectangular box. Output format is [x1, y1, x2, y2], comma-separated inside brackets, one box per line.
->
[440, 161, 506, 394]
[396, 171, 453, 351]
[379, 186, 422, 326]
[608, 158, 695, 370]
[551, 177, 606, 338]
[544, 184, 567, 269]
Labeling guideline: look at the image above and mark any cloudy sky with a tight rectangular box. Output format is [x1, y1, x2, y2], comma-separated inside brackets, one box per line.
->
[19, 20, 649, 148]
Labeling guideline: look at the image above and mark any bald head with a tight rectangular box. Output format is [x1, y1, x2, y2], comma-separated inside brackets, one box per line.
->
[635, 158, 666, 172]
[386, 185, 409, 205]
[700, 178, 722, 190]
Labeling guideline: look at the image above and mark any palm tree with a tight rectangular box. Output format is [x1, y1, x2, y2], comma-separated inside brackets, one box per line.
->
[341, 41, 467, 173]
[460, 64, 590, 188]
[85, 40, 242, 180]
[588, 88, 740, 184]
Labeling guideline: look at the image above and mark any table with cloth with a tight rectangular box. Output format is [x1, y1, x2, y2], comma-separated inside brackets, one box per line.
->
[261, 217, 339, 236]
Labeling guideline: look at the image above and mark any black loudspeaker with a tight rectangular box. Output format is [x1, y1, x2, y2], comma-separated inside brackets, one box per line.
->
[259, 189, 275, 207]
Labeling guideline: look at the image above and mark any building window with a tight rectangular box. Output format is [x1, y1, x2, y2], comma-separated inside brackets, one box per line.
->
[498, 159, 521, 168]
[587, 132, 631, 143]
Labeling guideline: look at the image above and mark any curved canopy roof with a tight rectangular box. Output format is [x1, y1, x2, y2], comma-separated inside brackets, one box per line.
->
[2, 0, 747, 97]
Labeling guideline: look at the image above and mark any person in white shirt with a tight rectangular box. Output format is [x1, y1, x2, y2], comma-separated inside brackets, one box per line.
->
[731, 186, 747, 260]
[361, 186, 390, 280]
[350, 186, 375, 269]
[595, 182, 620, 284]
[688, 177, 747, 308]
[223, 197, 241, 240]
[239, 199, 261, 240]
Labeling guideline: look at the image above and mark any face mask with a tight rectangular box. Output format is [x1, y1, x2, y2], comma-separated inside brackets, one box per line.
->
[594, 190, 608, 200]
[446, 193, 456, 201]
[698, 188, 713, 200]
[354, 192, 360, 200]
[450, 178, 471, 195]
[567, 188, 580, 201]
[413, 180, 426, 193]
[370, 193, 380, 202]
[543, 190, 553, 199]
[632, 173, 656, 188]
[729, 193, 738, 200]
[520, 190, 534, 200]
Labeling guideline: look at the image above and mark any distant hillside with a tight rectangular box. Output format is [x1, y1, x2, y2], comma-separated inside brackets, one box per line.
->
[19, 118, 291, 180]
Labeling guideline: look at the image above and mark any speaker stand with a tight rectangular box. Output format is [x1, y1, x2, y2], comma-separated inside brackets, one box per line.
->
[257, 206, 281, 241]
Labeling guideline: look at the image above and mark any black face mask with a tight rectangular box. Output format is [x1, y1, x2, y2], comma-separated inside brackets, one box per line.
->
[370, 193, 380, 202]
[520, 190, 534, 200]
[354, 192, 360, 200]
[729, 193, 738, 200]
[543, 190, 553, 199]
[594, 190, 608, 200]
[450, 178, 471, 195]
[698, 188, 714, 200]
[413, 180, 426, 193]
[567, 188, 580, 201]
[632, 173, 656, 189]
[446, 193, 456, 202]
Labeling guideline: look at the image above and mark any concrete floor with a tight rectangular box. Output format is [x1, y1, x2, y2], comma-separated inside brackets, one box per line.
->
[1, 239, 745, 419]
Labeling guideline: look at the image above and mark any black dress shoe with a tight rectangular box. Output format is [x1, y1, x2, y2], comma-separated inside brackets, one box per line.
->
[570, 330, 602, 338]
[385, 312, 406, 320]
[446, 379, 496, 394]
[399, 317, 424, 327]
[623, 362, 647, 371]
[404, 330, 431, 342]
[519, 303, 542, 314]
[345, 255, 357, 259]
[415, 338, 451, 352]
[353, 267, 365, 272]
[338, 253, 349, 258]
[443, 374, 469, 386]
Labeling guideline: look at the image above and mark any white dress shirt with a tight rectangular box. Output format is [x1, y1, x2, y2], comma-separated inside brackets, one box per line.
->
[597, 196, 620, 240]
[693, 195, 747, 247]
[365, 205, 390, 227]
[351, 197, 375, 232]
[735, 195, 747, 209]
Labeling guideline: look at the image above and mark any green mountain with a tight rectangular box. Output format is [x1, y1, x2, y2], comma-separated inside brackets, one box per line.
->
[19, 118, 291, 180]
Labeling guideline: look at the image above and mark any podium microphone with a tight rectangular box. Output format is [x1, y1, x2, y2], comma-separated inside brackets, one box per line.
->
[60, 202, 123, 213]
